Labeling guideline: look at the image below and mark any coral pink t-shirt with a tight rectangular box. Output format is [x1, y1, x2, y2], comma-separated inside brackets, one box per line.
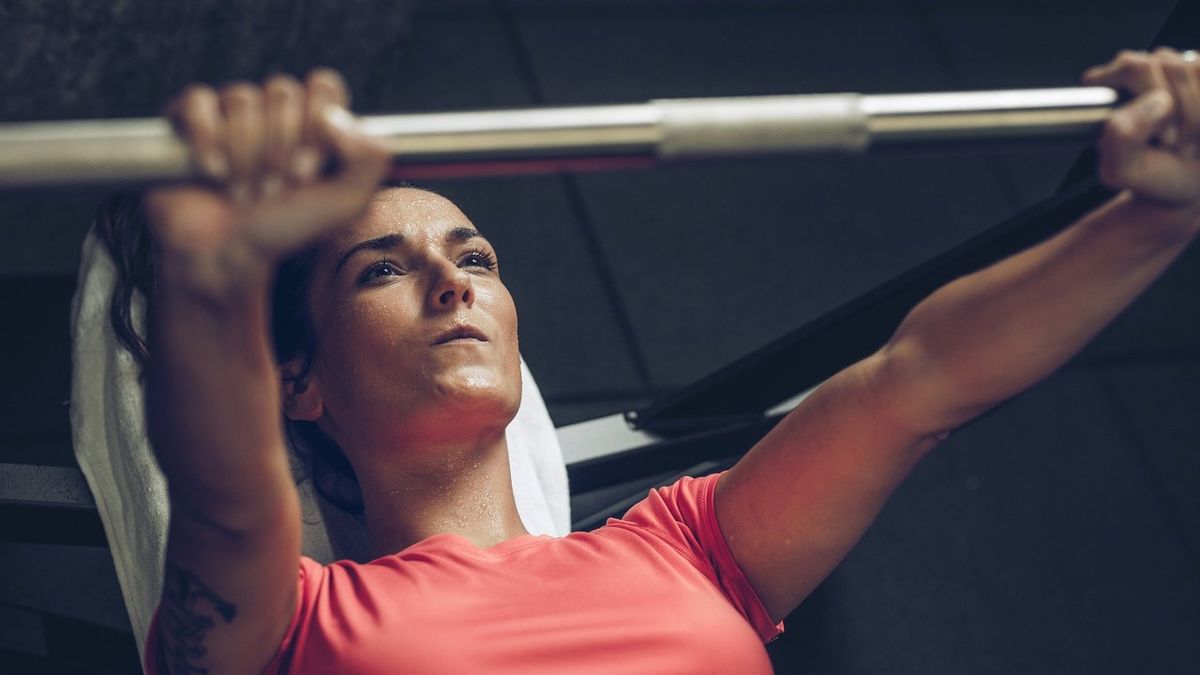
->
[147, 472, 784, 674]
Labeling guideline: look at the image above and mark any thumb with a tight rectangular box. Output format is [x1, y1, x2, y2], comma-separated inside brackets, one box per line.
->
[245, 106, 389, 257]
[316, 105, 391, 186]
[1097, 89, 1174, 189]
[248, 119, 388, 253]
[1123, 89, 1175, 144]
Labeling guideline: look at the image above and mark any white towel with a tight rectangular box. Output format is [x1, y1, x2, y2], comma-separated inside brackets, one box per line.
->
[68, 230, 570, 662]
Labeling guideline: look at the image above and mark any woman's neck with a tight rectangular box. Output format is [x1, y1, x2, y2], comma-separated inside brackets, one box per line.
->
[354, 433, 529, 558]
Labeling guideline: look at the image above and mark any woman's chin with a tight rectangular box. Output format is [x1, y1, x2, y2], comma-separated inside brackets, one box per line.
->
[430, 366, 519, 416]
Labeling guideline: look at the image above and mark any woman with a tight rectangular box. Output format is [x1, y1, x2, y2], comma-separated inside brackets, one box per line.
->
[129, 50, 1199, 674]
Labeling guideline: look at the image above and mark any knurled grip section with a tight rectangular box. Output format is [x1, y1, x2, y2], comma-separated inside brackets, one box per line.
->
[653, 94, 869, 158]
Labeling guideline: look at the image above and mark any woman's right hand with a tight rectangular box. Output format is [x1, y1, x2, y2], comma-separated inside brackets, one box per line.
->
[145, 69, 390, 298]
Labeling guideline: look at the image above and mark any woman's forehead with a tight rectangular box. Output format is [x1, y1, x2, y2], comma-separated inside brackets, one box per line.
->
[330, 187, 479, 248]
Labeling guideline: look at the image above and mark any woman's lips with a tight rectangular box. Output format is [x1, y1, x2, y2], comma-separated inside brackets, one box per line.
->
[432, 325, 489, 345]
[437, 337, 485, 345]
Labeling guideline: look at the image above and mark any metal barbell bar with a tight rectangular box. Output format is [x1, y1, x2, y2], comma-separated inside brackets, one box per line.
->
[0, 87, 1118, 187]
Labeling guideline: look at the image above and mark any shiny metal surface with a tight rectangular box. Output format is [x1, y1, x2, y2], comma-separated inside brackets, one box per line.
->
[359, 103, 662, 159]
[0, 86, 1118, 187]
[863, 86, 1118, 143]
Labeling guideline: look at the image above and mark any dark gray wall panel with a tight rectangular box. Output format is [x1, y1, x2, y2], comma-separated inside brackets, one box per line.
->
[0, 542, 129, 631]
[1098, 361, 1200, 561]
[519, 10, 955, 101]
[0, 276, 75, 462]
[516, 8, 1026, 388]
[0, 605, 46, 658]
[0, 189, 105, 277]
[361, 12, 534, 113]
[769, 367, 1200, 674]
[926, 6, 1171, 90]
[925, 4, 1174, 207]
[1083, 240, 1200, 359]
[572, 154, 1012, 388]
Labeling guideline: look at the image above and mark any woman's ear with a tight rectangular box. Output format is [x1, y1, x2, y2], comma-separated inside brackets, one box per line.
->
[281, 361, 324, 422]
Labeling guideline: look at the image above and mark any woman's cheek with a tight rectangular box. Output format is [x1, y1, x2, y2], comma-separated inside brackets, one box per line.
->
[321, 298, 421, 391]
[477, 283, 519, 335]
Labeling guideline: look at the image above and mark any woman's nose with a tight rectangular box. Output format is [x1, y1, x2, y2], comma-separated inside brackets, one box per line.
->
[427, 264, 474, 311]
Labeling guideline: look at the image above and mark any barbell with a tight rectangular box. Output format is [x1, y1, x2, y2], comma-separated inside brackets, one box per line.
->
[0, 86, 1118, 186]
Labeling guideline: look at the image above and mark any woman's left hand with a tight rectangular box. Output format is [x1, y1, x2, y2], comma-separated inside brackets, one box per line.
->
[1084, 48, 1200, 228]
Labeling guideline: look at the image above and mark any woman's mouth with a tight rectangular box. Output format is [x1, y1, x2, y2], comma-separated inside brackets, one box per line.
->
[432, 325, 489, 345]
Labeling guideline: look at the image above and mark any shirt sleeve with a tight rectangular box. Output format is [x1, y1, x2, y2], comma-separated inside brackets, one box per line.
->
[609, 471, 785, 643]
[260, 556, 322, 675]
[142, 556, 322, 675]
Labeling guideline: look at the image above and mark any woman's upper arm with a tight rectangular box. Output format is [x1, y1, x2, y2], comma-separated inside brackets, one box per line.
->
[715, 348, 943, 622]
[153, 467, 302, 675]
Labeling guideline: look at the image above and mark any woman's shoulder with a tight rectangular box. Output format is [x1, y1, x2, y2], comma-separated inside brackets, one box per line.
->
[599, 472, 723, 535]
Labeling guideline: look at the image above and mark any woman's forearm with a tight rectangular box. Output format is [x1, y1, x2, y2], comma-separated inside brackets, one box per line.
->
[886, 190, 1198, 433]
[147, 262, 298, 534]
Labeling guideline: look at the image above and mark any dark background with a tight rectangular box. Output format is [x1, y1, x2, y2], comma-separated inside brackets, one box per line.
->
[1, 1, 1198, 673]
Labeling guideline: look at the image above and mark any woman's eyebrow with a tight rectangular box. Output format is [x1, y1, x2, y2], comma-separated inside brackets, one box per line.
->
[333, 228, 488, 277]
[333, 233, 405, 277]
[446, 227, 484, 244]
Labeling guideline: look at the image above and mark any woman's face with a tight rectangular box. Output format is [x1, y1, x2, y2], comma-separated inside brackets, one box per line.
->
[297, 187, 521, 458]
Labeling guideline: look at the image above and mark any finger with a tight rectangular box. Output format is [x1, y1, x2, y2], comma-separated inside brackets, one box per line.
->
[166, 85, 228, 181]
[1162, 53, 1200, 148]
[1083, 49, 1168, 94]
[308, 67, 351, 109]
[220, 82, 266, 203]
[295, 68, 351, 182]
[262, 74, 304, 197]
[306, 73, 389, 190]
[321, 110, 390, 189]
[255, 166, 384, 252]
[249, 127, 388, 252]
[1097, 89, 1174, 189]
[1154, 46, 1183, 59]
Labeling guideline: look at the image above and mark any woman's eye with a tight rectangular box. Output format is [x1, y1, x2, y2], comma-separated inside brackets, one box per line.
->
[359, 262, 404, 284]
[460, 249, 498, 270]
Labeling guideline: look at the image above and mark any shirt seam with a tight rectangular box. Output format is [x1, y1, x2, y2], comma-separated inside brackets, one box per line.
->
[604, 480, 724, 585]
[700, 472, 785, 643]
[485, 538, 555, 557]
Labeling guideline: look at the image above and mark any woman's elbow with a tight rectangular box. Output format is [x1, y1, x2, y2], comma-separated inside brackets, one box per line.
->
[873, 340, 977, 441]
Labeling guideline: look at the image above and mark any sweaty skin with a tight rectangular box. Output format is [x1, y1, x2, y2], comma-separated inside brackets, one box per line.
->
[290, 188, 527, 558]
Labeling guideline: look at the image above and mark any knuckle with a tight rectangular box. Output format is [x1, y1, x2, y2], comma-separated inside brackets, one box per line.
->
[264, 74, 302, 102]
[306, 67, 342, 86]
[1106, 115, 1136, 142]
[305, 67, 350, 103]
[1162, 58, 1187, 79]
[1114, 50, 1149, 75]
[221, 82, 262, 108]
[180, 84, 217, 107]
[171, 86, 218, 126]
[168, 88, 219, 140]
[1115, 49, 1141, 65]
[350, 139, 390, 167]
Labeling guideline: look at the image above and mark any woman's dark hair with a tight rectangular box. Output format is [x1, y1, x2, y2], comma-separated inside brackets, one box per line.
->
[94, 181, 428, 516]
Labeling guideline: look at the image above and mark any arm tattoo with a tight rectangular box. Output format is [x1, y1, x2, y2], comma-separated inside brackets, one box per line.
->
[157, 560, 239, 675]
